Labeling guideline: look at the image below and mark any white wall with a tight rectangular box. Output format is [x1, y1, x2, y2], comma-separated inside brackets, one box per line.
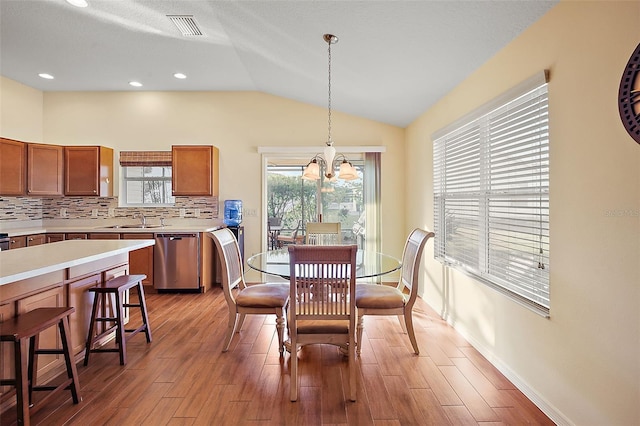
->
[0, 77, 43, 142]
[406, 2, 640, 425]
[37, 90, 406, 280]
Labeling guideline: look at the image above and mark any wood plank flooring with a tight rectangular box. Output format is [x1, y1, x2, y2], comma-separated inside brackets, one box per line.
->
[0, 287, 555, 425]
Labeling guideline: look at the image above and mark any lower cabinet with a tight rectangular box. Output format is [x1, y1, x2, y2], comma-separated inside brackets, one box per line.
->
[66, 233, 87, 240]
[67, 274, 101, 355]
[46, 233, 65, 243]
[122, 233, 154, 289]
[0, 302, 17, 397]
[16, 285, 66, 384]
[88, 233, 120, 240]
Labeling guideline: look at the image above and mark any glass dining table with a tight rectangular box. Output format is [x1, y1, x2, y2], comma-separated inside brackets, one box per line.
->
[246, 247, 402, 280]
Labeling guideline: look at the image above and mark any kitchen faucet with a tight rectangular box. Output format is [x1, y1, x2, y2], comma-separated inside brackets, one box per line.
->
[134, 213, 146, 227]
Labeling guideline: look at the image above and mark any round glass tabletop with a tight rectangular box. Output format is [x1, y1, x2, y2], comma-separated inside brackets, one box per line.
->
[246, 248, 402, 279]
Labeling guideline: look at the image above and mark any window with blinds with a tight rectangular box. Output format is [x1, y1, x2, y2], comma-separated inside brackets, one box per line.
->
[433, 71, 550, 314]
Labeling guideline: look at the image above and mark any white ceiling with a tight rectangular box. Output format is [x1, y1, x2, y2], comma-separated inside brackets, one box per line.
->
[0, 0, 557, 127]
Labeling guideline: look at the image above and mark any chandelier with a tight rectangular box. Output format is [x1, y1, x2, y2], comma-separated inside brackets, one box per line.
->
[302, 34, 359, 181]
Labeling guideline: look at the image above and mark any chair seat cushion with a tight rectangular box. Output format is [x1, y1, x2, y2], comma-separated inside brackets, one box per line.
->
[236, 283, 289, 308]
[355, 284, 405, 309]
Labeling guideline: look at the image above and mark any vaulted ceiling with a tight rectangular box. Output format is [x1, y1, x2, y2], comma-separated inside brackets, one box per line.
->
[0, 0, 558, 127]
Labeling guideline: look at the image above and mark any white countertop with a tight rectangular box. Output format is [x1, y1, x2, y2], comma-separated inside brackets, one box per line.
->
[0, 239, 155, 286]
[3, 224, 222, 237]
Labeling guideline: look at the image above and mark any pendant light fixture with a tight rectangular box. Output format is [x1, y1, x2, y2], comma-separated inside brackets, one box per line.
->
[303, 34, 359, 181]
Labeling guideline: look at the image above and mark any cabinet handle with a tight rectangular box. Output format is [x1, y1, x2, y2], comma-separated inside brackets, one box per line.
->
[93, 189, 97, 193]
[28, 237, 34, 241]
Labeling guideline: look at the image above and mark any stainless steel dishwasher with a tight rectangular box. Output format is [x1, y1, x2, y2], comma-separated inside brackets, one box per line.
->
[154, 233, 200, 291]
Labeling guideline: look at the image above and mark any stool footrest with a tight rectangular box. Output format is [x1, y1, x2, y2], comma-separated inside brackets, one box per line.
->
[34, 348, 65, 355]
[88, 348, 120, 353]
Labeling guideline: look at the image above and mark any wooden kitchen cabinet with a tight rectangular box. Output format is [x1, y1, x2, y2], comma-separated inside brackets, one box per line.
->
[27, 142, 64, 196]
[88, 233, 121, 240]
[0, 138, 27, 195]
[122, 233, 154, 288]
[7, 234, 45, 249]
[46, 233, 65, 243]
[172, 145, 219, 196]
[66, 233, 88, 240]
[67, 273, 101, 355]
[27, 234, 46, 246]
[17, 285, 66, 380]
[0, 302, 16, 397]
[64, 146, 114, 196]
[8, 235, 26, 249]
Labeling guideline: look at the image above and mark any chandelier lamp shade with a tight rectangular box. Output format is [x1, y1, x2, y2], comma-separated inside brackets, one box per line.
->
[302, 34, 359, 181]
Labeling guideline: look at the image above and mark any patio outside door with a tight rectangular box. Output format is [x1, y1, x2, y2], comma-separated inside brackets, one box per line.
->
[266, 160, 366, 249]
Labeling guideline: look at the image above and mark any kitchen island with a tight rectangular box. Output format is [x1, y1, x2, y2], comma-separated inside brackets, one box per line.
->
[0, 239, 154, 398]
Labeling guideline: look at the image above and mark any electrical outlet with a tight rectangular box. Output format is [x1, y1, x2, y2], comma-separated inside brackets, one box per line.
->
[108, 208, 115, 217]
[60, 208, 67, 218]
[179, 208, 186, 218]
[91, 208, 98, 218]
[195, 208, 201, 218]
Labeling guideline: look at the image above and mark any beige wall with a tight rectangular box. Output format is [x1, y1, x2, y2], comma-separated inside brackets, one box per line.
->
[0, 77, 43, 141]
[37, 90, 406, 278]
[406, 2, 640, 425]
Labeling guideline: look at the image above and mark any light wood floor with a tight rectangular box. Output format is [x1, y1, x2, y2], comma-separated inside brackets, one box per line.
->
[1, 287, 555, 425]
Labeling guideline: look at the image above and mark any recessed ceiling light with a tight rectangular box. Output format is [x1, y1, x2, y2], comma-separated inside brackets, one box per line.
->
[129, 81, 143, 87]
[38, 73, 54, 80]
[66, 0, 88, 7]
[174, 73, 187, 79]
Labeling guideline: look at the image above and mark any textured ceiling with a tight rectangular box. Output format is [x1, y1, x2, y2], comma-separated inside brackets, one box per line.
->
[0, 0, 558, 127]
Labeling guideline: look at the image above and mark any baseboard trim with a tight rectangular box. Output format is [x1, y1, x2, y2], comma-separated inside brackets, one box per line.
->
[428, 301, 573, 426]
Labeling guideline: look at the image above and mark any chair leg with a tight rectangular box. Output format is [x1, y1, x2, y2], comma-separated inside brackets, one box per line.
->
[356, 315, 364, 356]
[404, 311, 419, 355]
[348, 330, 356, 401]
[290, 337, 298, 401]
[84, 291, 102, 366]
[115, 291, 127, 365]
[136, 283, 152, 343]
[236, 313, 247, 333]
[397, 314, 407, 333]
[14, 338, 30, 426]
[27, 334, 38, 405]
[275, 310, 285, 356]
[59, 316, 81, 403]
[222, 311, 238, 352]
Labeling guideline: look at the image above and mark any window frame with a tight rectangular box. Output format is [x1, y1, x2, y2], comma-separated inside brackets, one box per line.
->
[120, 165, 175, 207]
[432, 71, 550, 315]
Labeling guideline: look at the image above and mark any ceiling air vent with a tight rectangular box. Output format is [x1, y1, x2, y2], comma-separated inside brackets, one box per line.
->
[167, 15, 203, 37]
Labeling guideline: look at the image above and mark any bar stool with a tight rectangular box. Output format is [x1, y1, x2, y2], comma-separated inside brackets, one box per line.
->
[0, 307, 81, 426]
[84, 274, 152, 366]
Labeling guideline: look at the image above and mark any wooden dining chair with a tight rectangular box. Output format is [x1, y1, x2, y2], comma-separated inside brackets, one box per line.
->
[355, 228, 434, 355]
[276, 219, 304, 247]
[288, 244, 358, 402]
[267, 217, 282, 250]
[211, 228, 290, 355]
[305, 222, 341, 245]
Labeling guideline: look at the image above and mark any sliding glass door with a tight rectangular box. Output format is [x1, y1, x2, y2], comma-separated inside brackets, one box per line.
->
[265, 156, 370, 249]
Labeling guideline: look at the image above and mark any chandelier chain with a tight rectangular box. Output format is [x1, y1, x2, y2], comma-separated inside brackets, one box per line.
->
[327, 38, 332, 146]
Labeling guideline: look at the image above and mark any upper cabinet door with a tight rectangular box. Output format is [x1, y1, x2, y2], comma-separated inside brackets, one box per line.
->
[64, 146, 113, 196]
[27, 143, 64, 196]
[172, 145, 219, 196]
[0, 138, 27, 195]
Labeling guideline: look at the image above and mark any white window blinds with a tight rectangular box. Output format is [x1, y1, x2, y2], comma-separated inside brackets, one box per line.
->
[433, 71, 550, 313]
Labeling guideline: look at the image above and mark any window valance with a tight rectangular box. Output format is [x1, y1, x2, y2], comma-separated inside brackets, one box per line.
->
[119, 151, 172, 167]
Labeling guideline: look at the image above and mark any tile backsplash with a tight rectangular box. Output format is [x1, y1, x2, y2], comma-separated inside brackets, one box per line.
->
[0, 196, 218, 222]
